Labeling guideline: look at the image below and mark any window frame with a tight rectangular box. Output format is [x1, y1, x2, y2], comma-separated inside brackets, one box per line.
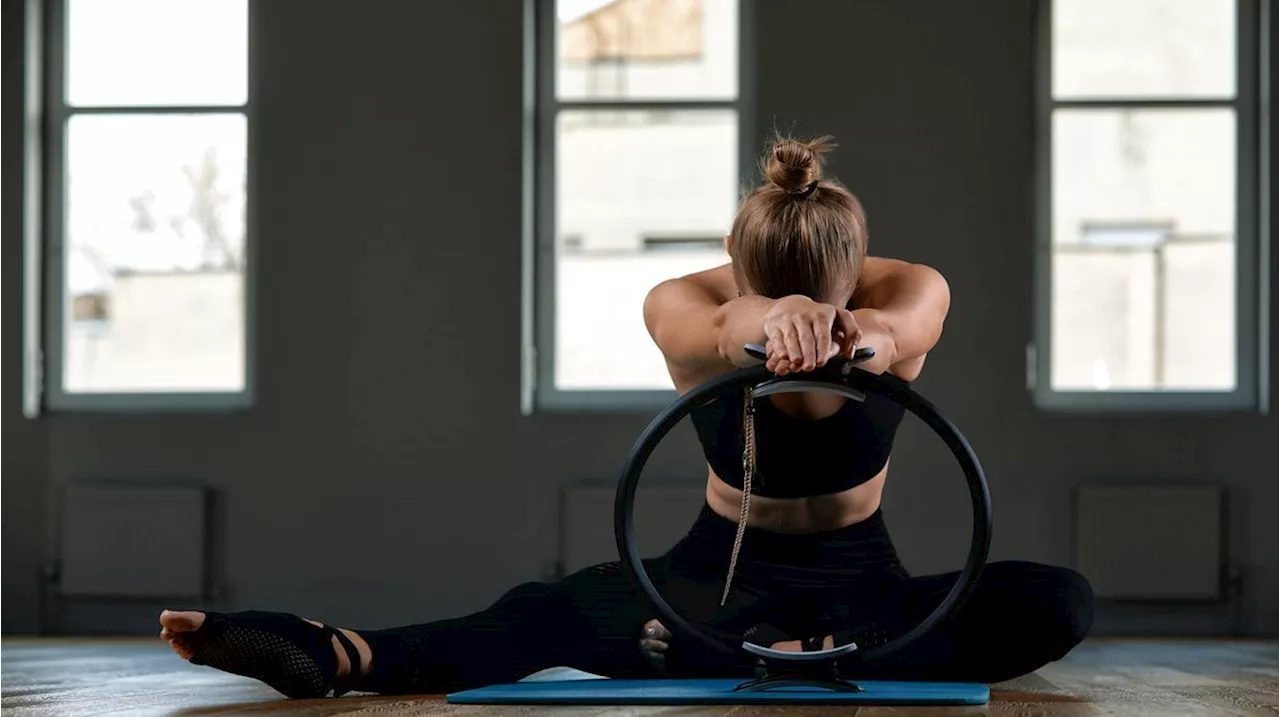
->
[1031, 0, 1267, 413]
[22, 0, 45, 419]
[522, 0, 755, 414]
[30, 0, 256, 413]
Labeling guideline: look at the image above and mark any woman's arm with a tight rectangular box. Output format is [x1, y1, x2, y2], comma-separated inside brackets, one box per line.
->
[643, 275, 768, 374]
[644, 259, 947, 382]
[645, 272, 862, 381]
[850, 258, 952, 372]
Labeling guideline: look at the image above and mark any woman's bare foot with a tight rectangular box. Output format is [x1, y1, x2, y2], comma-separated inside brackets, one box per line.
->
[159, 609, 373, 698]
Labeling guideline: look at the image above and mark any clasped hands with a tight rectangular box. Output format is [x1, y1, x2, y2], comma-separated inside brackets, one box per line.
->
[761, 295, 885, 376]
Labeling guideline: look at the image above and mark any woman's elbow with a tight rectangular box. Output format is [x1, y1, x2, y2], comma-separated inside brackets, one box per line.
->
[912, 263, 952, 312]
[893, 264, 951, 358]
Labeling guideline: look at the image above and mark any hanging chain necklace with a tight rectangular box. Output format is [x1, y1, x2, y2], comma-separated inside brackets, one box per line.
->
[720, 385, 757, 606]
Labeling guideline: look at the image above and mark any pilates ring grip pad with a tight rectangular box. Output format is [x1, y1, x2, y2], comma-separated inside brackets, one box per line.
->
[614, 343, 992, 689]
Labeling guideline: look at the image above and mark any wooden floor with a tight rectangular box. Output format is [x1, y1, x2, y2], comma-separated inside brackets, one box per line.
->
[1, 638, 1275, 716]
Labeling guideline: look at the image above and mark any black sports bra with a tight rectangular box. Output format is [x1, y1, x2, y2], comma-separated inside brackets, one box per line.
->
[688, 374, 910, 499]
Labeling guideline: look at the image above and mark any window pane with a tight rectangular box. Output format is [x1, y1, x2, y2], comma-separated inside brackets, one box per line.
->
[67, 0, 248, 106]
[64, 114, 246, 393]
[557, 0, 737, 101]
[1050, 109, 1236, 391]
[555, 109, 737, 390]
[1052, 0, 1235, 99]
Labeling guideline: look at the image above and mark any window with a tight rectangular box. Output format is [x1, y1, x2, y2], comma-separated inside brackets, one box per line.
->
[37, 0, 251, 411]
[1033, 0, 1266, 411]
[642, 235, 726, 252]
[527, 0, 749, 411]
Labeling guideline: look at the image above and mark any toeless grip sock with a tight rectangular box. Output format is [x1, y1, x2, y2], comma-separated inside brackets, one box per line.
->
[184, 610, 362, 699]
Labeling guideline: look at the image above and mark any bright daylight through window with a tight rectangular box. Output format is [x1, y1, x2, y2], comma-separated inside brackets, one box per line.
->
[540, 0, 740, 400]
[47, 0, 249, 406]
[1041, 0, 1260, 406]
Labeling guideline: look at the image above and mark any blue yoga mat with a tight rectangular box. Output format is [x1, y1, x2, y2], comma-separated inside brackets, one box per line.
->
[447, 678, 990, 705]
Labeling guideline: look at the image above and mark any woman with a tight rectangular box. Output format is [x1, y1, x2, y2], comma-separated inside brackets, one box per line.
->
[159, 135, 1094, 699]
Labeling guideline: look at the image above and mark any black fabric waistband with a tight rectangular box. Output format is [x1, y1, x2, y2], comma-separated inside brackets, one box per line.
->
[670, 504, 909, 590]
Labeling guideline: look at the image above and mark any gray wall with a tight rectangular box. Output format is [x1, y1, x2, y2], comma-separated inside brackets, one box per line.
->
[4, 0, 1276, 636]
[4, 0, 51, 635]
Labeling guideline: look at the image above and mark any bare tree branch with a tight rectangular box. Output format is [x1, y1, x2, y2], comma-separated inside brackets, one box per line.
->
[181, 147, 240, 270]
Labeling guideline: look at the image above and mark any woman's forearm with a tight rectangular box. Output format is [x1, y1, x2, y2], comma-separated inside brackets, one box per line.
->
[855, 263, 950, 365]
[849, 308, 900, 374]
[712, 295, 776, 366]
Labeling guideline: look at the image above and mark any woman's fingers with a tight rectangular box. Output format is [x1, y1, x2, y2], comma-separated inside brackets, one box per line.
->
[827, 333, 844, 360]
[779, 322, 803, 370]
[764, 326, 787, 374]
[766, 336, 792, 375]
[813, 317, 833, 367]
[766, 305, 845, 374]
[834, 309, 862, 357]
[792, 317, 817, 370]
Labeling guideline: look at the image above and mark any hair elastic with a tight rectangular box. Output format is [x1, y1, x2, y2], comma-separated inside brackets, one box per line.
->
[795, 181, 819, 198]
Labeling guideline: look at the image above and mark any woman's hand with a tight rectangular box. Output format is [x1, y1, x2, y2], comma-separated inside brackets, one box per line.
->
[762, 295, 861, 375]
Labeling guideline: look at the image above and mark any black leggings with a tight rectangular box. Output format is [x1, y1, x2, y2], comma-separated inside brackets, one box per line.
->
[359, 506, 1094, 694]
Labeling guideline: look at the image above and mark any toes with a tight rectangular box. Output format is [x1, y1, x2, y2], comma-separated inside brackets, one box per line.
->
[641, 619, 672, 641]
[157, 614, 202, 665]
[161, 628, 195, 661]
[639, 638, 668, 654]
[159, 610, 205, 632]
[160, 627, 191, 644]
[639, 642, 667, 672]
[639, 621, 671, 654]
[640, 619, 673, 672]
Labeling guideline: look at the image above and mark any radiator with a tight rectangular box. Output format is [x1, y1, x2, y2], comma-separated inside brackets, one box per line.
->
[58, 481, 211, 599]
[1073, 485, 1226, 602]
[560, 484, 705, 575]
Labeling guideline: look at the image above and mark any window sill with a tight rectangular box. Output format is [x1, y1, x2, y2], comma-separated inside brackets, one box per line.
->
[1031, 387, 1267, 415]
[42, 390, 254, 414]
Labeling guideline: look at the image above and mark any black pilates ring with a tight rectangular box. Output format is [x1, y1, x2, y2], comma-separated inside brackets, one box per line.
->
[614, 345, 992, 666]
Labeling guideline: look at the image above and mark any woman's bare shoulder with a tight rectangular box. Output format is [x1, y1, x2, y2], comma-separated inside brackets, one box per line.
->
[683, 262, 737, 301]
[855, 256, 947, 305]
[860, 255, 925, 280]
[648, 262, 736, 306]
